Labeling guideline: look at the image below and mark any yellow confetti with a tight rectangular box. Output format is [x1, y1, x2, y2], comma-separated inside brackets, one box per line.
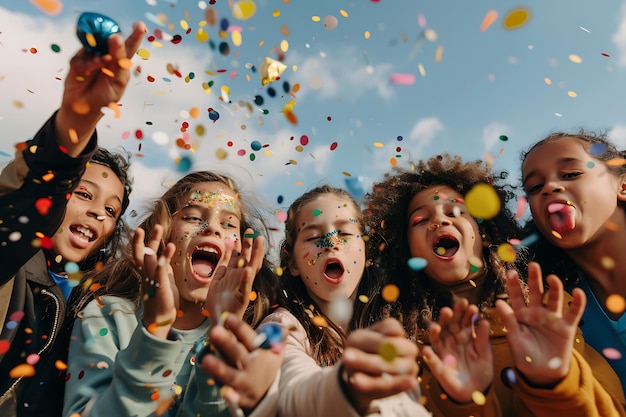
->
[272, 9, 281, 17]
[364, 31, 370, 39]
[358, 294, 369, 303]
[276, 266, 284, 277]
[497, 243, 516, 263]
[137, 48, 151, 60]
[340, 9, 348, 18]
[280, 39, 289, 52]
[464, 183, 501, 220]
[472, 390, 486, 406]
[567, 91, 577, 98]
[312, 315, 328, 327]
[232, 0, 257, 20]
[85, 33, 97, 48]
[502, 7, 531, 30]
[601, 256, 615, 270]
[231, 30, 242, 47]
[373, 142, 384, 148]
[569, 54, 583, 64]
[551, 230, 562, 239]
[311, 15, 320, 22]
[379, 341, 397, 362]
[197, 28, 209, 43]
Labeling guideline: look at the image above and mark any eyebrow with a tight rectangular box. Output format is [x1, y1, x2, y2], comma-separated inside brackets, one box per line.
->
[523, 157, 579, 184]
[81, 179, 123, 207]
[300, 218, 357, 232]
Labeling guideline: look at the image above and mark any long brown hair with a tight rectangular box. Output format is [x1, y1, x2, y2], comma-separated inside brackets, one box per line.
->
[71, 171, 277, 328]
[278, 185, 381, 366]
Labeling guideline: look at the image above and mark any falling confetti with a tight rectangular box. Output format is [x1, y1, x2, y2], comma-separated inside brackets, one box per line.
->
[502, 7, 531, 30]
[464, 183, 501, 220]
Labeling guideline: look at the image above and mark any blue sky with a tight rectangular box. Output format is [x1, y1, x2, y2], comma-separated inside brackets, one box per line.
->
[2, 0, 626, 255]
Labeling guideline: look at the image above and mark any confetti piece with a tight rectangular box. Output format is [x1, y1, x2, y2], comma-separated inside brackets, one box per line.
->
[379, 341, 398, 361]
[328, 297, 353, 324]
[551, 230, 562, 239]
[35, 197, 52, 216]
[259, 57, 287, 85]
[29, 0, 63, 16]
[480, 9, 498, 32]
[381, 284, 400, 302]
[502, 7, 531, 30]
[390, 73, 416, 85]
[547, 357, 563, 369]
[9, 364, 35, 378]
[407, 257, 427, 271]
[569, 54, 583, 64]
[601, 256, 615, 270]
[464, 183, 500, 220]
[497, 243, 516, 262]
[312, 315, 327, 327]
[606, 294, 625, 314]
[323, 15, 338, 30]
[472, 390, 486, 405]
[232, 1, 257, 20]
[602, 347, 622, 360]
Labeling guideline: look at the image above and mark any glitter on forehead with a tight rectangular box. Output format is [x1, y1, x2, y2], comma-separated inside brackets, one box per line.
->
[315, 230, 345, 249]
[186, 189, 237, 210]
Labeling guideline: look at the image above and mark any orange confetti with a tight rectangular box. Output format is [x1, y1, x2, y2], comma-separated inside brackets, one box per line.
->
[118, 57, 132, 69]
[72, 101, 90, 115]
[480, 9, 498, 32]
[29, 0, 63, 16]
[107, 102, 121, 119]
[9, 363, 35, 378]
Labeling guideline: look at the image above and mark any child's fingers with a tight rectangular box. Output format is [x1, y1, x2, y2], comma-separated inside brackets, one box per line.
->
[348, 370, 417, 397]
[362, 318, 406, 338]
[247, 235, 265, 275]
[124, 22, 147, 58]
[209, 324, 250, 367]
[527, 262, 545, 307]
[505, 269, 526, 313]
[239, 228, 255, 264]
[473, 319, 492, 357]
[343, 346, 418, 378]
[495, 299, 519, 338]
[544, 274, 564, 314]
[223, 314, 259, 351]
[563, 287, 586, 327]
[132, 227, 146, 267]
[202, 354, 240, 386]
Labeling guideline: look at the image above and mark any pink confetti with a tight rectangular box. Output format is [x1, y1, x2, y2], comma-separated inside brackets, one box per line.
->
[390, 73, 416, 85]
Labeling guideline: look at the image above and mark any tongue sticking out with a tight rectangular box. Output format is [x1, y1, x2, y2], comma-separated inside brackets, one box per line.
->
[547, 202, 576, 234]
[192, 259, 215, 278]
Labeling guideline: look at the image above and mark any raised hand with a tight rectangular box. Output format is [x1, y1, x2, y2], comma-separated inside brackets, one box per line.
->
[201, 314, 285, 411]
[56, 21, 147, 155]
[205, 228, 265, 323]
[134, 225, 177, 340]
[421, 298, 493, 403]
[341, 318, 420, 414]
[495, 261, 586, 387]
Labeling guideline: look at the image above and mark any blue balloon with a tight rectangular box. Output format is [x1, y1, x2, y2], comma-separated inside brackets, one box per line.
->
[77, 12, 121, 56]
[344, 176, 365, 200]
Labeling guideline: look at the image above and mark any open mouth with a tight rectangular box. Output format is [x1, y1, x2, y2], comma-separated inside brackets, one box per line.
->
[324, 261, 345, 280]
[433, 235, 460, 259]
[547, 202, 576, 234]
[70, 224, 97, 242]
[192, 245, 221, 278]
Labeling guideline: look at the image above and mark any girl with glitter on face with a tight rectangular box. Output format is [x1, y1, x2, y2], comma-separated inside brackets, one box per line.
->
[260, 185, 431, 417]
[364, 154, 626, 417]
[64, 171, 284, 417]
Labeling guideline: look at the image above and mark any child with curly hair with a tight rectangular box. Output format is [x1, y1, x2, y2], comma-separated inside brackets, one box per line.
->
[364, 154, 625, 417]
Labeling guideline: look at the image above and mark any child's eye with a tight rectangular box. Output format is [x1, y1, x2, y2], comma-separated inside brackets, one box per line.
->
[525, 183, 543, 195]
[221, 221, 237, 229]
[183, 215, 203, 224]
[338, 230, 353, 237]
[306, 235, 320, 242]
[74, 190, 92, 200]
[411, 216, 427, 226]
[563, 171, 582, 179]
[105, 206, 117, 217]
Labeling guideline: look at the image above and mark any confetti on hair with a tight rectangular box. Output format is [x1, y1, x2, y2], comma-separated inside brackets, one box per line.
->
[381, 284, 400, 302]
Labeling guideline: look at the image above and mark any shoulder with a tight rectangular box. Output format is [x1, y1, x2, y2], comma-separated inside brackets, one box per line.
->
[79, 295, 138, 320]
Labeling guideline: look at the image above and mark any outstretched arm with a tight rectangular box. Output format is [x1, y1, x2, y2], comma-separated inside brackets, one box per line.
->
[422, 299, 493, 404]
[56, 21, 146, 156]
[496, 262, 585, 387]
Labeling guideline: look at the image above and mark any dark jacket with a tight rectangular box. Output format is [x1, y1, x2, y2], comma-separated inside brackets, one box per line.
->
[0, 113, 96, 417]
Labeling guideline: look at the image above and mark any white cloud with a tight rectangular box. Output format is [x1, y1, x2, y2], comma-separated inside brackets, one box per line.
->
[481, 122, 512, 152]
[408, 116, 444, 147]
[613, 2, 626, 67]
[608, 124, 626, 148]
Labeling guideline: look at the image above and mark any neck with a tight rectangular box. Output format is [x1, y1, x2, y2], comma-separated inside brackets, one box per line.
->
[430, 270, 487, 306]
[174, 298, 207, 330]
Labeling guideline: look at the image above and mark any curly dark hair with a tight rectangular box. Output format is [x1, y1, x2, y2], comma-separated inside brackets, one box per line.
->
[77, 147, 133, 272]
[277, 185, 381, 366]
[71, 170, 277, 329]
[363, 154, 529, 340]
[521, 130, 626, 293]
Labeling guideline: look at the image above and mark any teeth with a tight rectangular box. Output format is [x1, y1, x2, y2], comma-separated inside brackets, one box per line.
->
[196, 246, 218, 254]
[76, 226, 94, 239]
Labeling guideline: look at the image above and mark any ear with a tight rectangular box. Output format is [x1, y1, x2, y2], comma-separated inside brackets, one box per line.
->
[288, 261, 300, 277]
[619, 174, 626, 202]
